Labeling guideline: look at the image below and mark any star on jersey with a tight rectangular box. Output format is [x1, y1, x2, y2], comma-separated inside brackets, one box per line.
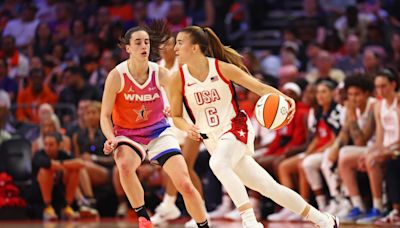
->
[133, 105, 152, 121]
[238, 130, 246, 137]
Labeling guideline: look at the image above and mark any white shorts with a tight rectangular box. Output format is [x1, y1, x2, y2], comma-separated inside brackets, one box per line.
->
[115, 127, 181, 165]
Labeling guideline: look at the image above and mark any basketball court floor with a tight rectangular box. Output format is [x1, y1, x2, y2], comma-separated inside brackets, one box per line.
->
[0, 218, 381, 228]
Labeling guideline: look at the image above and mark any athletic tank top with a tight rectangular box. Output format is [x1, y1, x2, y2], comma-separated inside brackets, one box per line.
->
[180, 57, 239, 135]
[380, 97, 400, 147]
[112, 60, 166, 129]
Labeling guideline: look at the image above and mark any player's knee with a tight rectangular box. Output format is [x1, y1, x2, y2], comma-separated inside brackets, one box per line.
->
[209, 156, 227, 176]
[117, 159, 137, 176]
[175, 178, 195, 196]
[37, 168, 53, 182]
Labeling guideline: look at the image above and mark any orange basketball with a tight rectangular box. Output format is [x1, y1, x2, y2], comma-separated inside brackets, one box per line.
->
[255, 93, 290, 130]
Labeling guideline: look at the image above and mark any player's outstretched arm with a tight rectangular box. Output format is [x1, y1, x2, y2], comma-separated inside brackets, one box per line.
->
[218, 61, 296, 122]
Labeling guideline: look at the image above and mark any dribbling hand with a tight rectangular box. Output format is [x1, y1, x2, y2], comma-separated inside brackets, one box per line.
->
[285, 96, 296, 123]
[186, 125, 201, 141]
[104, 138, 118, 155]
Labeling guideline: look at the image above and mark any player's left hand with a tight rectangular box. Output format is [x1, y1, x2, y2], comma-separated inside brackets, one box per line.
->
[163, 106, 171, 117]
[285, 96, 296, 123]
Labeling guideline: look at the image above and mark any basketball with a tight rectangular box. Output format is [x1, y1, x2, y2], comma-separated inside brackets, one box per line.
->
[255, 93, 290, 130]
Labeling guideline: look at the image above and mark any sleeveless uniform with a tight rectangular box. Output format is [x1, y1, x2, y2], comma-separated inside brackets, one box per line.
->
[159, 58, 188, 144]
[112, 60, 181, 164]
[180, 57, 255, 155]
[380, 97, 400, 147]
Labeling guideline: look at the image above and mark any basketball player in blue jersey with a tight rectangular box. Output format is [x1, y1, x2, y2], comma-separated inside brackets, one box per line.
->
[168, 25, 339, 228]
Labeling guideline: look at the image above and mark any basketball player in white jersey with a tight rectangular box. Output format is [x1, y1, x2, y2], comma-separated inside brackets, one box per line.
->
[168, 25, 339, 228]
[340, 69, 400, 224]
[153, 36, 208, 227]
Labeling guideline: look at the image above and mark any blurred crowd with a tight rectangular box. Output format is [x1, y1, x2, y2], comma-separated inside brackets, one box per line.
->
[0, 0, 399, 226]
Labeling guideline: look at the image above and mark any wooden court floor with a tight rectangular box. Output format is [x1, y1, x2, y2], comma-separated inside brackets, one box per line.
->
[0, 218, 383, 228]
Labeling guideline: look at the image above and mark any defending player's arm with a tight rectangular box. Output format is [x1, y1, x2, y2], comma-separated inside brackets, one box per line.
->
[217, 61, 296, 122]
[166, 71, 201, 141]
[100, 69, 120, 154]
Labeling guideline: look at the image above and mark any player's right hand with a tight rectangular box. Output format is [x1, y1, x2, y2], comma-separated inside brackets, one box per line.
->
[104, 138, 118, 155]
[186, 125, 201, 141]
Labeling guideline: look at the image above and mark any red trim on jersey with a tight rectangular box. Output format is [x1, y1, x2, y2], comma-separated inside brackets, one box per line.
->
[179, 66, 196, 123]
[215, 59, 239, 114]
[225, 111, 249, 144]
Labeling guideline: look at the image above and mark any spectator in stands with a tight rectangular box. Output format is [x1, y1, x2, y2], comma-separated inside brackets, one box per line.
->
[186, 0, 215, 28]
[0, 58, 17, 101]
[132, 1, 151, 27]
[147, 0, 170, 20]
[88, 50, 117, 94]
[65, 19, 87, 60]
[2, 2, 39, 49]
[35, 0, 57, 23]
[0, 90, 11, 145]
[66, 99, 90, 138]
[341, 69, 399, 223]
[305, 50, 345, 84]
[334, 5, 373, 43]
[72, 101, 112, 218]
[269, 79, 341, 222]
[386, 0, 400, 31]
[90, 6, 112, 43]
[291, 0, 327, 44]
[388, 31, 400, 69]
[32, 132, 84, 220]
[304, 41, 322, 72]
[32, 111, 71, 155]
[167, 0, 192, 34]
[0, 35, 29, 79]
[336, 35, 363, 76]
[108, 0, 134, 28]
[58, 66, 101, 125]
[30, 22, 53, 62]
[49, 2, 73, 43]
[316, 75, 375, 216]
[16, 68, 58, 124]
[362, 48, 381, 81]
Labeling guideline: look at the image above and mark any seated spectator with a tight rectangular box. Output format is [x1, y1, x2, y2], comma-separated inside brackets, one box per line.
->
[340, 69, 399, 223]
[16, 68, 58, 124]
[336, 35, 363, 76]
[0, 58, 17, 101]
[374, 142, 400, 226]
[2, 2, 39, 49]
[58, 66, 101, 125]
[269, 79, 342, 222]
[0, 90, 11, 145]
[306, 51, 346, 84]
[167, 0, 192, 34]
[334, 5, 373, 43]
[32, 132, 84, 220]
[0, 35, 29, 79]
[147, 0, 170, 20]
[32, 111, 71, 155]
[362, 49, 381, 81]
[73, 101, 113, 217]
[314, 75, 375, 216]
[108, 0, 134, 28]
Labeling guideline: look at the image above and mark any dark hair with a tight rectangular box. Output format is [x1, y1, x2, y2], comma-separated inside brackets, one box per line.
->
[375, 68, 399, 90]
[316, 78, 338, 90]
[0, 58, 7, 69]
[30, 68, 45, 77]
[43, 132, 62, 144]
[180, 26, 249, 73]
[118, 20, 171, 61]
[64, 66, 88, 79]
[344, 75, 374, 92]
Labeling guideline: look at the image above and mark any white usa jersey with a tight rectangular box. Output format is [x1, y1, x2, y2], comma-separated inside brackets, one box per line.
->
[180, 57, 255, 153]
[380, 97, 400, 147]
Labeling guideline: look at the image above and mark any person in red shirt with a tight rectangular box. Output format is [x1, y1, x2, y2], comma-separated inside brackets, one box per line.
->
[16, 68, 58, 124]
